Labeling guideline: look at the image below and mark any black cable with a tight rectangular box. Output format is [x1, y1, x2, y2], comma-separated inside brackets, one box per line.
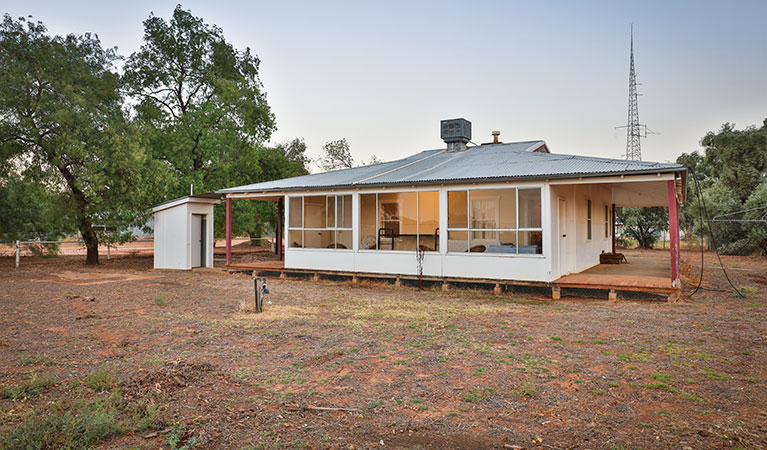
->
[689, 169, 745, 298]
[688, 168, 705, 296]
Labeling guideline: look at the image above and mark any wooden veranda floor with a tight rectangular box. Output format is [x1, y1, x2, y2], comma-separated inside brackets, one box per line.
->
[553, 254, 675, 293]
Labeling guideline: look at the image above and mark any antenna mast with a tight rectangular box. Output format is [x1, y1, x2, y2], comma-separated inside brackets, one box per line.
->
[618, 24, 654, 160]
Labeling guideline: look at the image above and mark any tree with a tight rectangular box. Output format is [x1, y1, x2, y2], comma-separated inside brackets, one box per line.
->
[318, 138, 353, 171]
[0, 15, 163, 264]
[617, 207, 668, 249]
[123, 5, 275, 197]
[676, 119, 767, 254]
[0, 173, 75, 243]
[700, 120, 767, 203]
[364, 154, 384, 165]
[213, 138, 310, 240]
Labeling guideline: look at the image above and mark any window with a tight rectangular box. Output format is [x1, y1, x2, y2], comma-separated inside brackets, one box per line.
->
[586, 199, 592, 240]
[287, 195, 352, 249]
[604, 204, 610, 238]
[447, 187, 542, 254]
[358, 191, 439, 251]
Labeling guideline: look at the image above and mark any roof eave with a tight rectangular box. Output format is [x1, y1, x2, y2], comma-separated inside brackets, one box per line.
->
[221, 166, 687, 195]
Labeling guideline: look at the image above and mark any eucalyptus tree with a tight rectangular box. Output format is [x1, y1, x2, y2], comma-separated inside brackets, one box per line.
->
[123, 5, 276, 196]
[0, 15, 163, 264]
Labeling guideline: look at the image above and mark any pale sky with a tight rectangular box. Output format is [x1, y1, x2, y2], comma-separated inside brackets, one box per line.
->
[3, 0, 766, 167]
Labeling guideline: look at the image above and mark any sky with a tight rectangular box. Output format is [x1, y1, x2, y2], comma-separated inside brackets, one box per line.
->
[3, 0, 767, 167]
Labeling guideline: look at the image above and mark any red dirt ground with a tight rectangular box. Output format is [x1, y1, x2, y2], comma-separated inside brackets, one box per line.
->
[0, 249, 765, 449]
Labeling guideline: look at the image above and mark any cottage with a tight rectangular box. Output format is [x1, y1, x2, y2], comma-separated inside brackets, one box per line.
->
[218, 119, 686, 296]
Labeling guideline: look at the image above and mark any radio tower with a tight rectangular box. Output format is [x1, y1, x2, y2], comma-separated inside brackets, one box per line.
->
[622, 24, 652, 161]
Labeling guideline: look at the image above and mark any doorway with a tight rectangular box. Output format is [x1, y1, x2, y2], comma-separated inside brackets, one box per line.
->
[191, 214, 206, 268]
[557, 198, 568, 276]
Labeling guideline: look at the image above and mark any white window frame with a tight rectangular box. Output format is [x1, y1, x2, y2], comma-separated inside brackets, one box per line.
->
[358, 189, 440, 253]
[287, 194, 353, 250]
[446, 186, 544, 256]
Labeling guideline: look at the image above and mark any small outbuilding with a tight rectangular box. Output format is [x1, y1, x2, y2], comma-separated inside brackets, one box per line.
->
[151, 194, 221, 270]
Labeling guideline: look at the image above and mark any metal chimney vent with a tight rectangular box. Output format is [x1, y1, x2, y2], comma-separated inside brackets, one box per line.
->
[440, 118, 471, 151]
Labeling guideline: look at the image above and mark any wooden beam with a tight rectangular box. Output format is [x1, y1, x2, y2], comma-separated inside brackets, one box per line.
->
[667, 180, 680, 285]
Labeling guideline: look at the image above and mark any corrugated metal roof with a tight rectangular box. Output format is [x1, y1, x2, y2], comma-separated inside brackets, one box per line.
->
[217, 140, 685, 194]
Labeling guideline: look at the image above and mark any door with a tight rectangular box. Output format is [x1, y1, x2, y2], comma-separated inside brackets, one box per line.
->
[191, 214, 203, 268]
[557, 198, 568, 276]
[200, 215, 207, 267]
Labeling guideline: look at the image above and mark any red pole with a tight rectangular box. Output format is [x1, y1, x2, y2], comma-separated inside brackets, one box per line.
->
[277, 198, 284, 261]
[611, 203, 616, 254]
[667, 180, 679, 284]
[225, 197, 232, 266]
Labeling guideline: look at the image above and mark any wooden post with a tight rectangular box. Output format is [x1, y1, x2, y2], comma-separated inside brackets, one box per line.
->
[277, 198, 284, 261]
[611, 203, 616, 254]
[225, 197, 232, 266]
[15, 240, 20, 268]
[552, 286, 561, 300]
[667, 180, 680, 285]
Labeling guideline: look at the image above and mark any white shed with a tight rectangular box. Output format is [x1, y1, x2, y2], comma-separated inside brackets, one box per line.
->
[151, 194, 220, 270]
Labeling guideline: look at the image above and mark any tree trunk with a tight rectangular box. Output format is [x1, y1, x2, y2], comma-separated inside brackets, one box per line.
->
[80, 218, 99, 265]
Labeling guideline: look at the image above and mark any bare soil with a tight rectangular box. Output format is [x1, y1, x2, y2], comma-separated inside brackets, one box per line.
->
[0, 249, 765, 449]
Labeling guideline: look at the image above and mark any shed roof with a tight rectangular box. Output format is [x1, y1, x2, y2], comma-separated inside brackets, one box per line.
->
[217, 140, 685, 194]
[151, 193, 222, 214]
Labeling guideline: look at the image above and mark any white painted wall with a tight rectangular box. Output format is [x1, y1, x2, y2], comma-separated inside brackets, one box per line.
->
[153, 198, 218, 270]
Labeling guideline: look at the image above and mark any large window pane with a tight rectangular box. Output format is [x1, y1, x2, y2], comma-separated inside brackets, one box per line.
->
[448, 230, 468, 252]
[519, 188, 541, 228]
[327, 196, 336, 228]
[469, 189, 516, 229]
[418, 191, 439, 251]
[289, 197, 302, 228]
[359, 194, 377, 249]
[336, 230, 352, 249]
[519, 231, 543, 254]
[448, 191, 468, 228]
[289, 230, 303, 248]
[304, 229, 334, 248]
[304, 196, 326, 228]
[341, 195, 352, 228]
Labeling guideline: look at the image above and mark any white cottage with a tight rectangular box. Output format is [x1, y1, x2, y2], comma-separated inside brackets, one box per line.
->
[152, 194, 220, 270]
[218, 119, 686, 296]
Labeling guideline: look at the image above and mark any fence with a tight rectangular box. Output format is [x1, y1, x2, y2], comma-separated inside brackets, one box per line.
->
[11, 238, 155, 268]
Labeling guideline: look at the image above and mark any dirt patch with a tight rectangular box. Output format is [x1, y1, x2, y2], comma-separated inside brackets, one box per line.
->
[0, 250, 766, 449]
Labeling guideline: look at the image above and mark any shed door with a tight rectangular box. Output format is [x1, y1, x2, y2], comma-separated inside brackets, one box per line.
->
[191, 214, 203, 268]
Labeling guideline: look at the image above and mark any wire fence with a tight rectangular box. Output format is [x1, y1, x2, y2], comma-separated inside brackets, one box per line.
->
[9, 238, 155, 268]
[8, 236, 276, 267]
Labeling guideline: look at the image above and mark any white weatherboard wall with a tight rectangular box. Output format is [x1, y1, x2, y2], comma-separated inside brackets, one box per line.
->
[152, 197, 219, 270]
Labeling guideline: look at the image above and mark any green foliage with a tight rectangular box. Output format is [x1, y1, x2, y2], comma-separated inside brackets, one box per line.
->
[154, 292, 168, 306]
[0, 388, 167, 449]
[1, 374, 56, 400]
[0, 174, 75, 242]
[87, 366, 118, 392]
[318, 138, 353, 171]
[0, 15, 165, 264]
[617, 206, 668, 249]
[513, 382, 539, 398]
[461, 386, 495, 403]
[677, 119, 767, 254]
[123, 6, 308, 239]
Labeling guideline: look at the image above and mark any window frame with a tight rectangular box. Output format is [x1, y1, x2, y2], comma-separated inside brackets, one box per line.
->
[358, 189, 440, 252]
[287, 194, 353, 250]
[586, 199, 592, 241]
[446, 186, 544, 256]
